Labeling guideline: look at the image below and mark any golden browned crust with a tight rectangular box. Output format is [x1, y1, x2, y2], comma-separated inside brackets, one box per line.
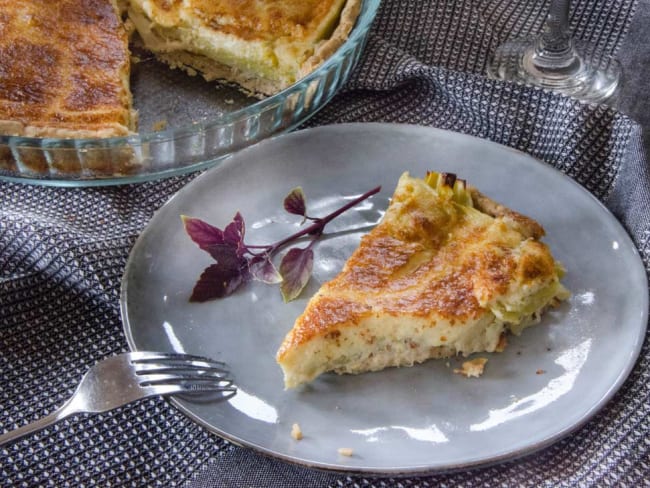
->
[1, 1, 362, 179]
[139, 0, 358, 44]
[0, 0, 134, 139]
[178, 0, 349, 42]
[283, 296, 372, 349]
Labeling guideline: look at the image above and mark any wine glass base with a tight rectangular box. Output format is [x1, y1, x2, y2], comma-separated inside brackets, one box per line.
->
[487, 37, 622, 105]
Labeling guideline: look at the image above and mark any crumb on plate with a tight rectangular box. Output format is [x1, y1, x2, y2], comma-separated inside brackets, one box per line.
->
[337, 447, 353, 457]
[536, 369, 546, 375]
[291, 423, 303, 440]
[152, 120, 168, 132]
[496, 334, 508, 352]
[453, 357, 488, 378]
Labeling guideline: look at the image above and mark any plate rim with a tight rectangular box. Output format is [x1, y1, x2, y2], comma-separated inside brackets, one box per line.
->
[120, 122, 649, 475]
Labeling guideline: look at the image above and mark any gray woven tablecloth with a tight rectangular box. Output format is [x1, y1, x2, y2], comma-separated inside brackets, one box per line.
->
[2, 0, 649, 486]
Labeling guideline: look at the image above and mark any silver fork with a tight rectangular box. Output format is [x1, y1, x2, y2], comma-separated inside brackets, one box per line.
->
[0, 351, 235, 447]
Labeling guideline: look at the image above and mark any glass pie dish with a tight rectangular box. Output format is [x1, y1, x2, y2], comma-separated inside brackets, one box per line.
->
[0, 0, 379, 187]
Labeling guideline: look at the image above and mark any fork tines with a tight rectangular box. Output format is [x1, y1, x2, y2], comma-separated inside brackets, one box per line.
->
[130, 351, 228, 368]
[130, 352, 235, 393]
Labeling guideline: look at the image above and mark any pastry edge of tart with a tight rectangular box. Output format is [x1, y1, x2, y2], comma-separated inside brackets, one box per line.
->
[0, 116, 136, 139]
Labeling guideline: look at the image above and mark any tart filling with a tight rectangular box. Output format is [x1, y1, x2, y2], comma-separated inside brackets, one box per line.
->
[127, 0, 361, 95]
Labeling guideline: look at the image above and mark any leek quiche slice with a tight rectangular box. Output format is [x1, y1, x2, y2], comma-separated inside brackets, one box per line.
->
[276, 171, 570, 389]
[127, 0, 362, 95]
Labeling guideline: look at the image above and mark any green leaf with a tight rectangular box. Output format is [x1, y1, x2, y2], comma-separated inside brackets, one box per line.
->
[279, 247, 314, 302]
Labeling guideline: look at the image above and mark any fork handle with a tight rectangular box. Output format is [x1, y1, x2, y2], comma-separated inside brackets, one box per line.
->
[0, 406, 72, 447]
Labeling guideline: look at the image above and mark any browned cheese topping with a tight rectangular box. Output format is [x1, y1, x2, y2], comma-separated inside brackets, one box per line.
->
[0, 0, 132, 136]
[149, 0, 343, 41]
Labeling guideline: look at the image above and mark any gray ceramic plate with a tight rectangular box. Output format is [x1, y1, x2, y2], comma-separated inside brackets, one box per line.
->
[121, 123, 648, 474]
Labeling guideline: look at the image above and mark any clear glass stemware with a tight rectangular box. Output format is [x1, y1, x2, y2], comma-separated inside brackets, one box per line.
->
[487, 0, 621, 104]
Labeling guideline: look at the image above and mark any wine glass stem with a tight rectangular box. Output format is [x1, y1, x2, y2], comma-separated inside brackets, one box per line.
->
[533, 0, 580, 71]
[487, 0, 621, 104]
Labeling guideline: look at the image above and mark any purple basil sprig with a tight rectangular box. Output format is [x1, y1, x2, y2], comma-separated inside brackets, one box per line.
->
[182, 185, 381, 302]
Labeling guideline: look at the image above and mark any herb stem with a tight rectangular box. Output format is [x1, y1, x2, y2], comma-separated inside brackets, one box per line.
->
[185, 184, 381, 302]
[260, 185, 381, 255]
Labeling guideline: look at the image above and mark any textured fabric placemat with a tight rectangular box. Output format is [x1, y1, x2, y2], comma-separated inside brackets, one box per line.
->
[1, 0, 648, 486]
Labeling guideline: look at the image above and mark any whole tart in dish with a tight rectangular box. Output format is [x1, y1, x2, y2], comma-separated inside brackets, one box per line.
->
[126, 0, 362, 95]
[0, 0, 135, 139]
[276, 171, 570, 388]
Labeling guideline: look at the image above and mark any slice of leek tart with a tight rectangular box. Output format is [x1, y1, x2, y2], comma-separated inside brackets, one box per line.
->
[277, 171, 569, 388]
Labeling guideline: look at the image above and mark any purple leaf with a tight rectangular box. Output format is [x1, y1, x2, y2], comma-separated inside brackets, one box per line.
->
[248, 256, 283, 284]
[182, 215, 224, 250]
[189, 264, 244, 302]
[184, 184, 380, 303]
[279, 246, 314, 302]
[283, 187, 306, 217]
[224, 212, 244, 244]
[224, 212, 247, 257]
[203, 243, 242, 273]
